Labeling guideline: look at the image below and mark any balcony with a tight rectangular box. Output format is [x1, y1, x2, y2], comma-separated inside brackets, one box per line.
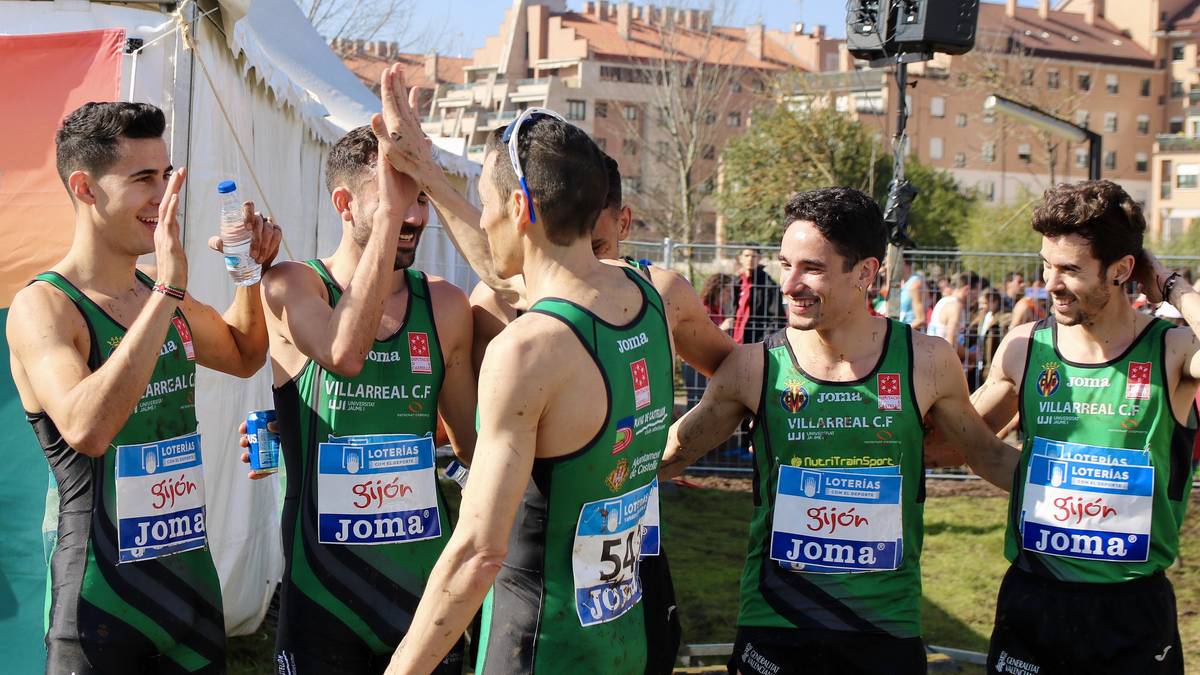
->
[480, 111, 517, 129]
[1157, 134, 1200, 152]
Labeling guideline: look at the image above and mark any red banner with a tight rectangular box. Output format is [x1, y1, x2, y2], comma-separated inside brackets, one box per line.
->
[0, 29, 124, 307]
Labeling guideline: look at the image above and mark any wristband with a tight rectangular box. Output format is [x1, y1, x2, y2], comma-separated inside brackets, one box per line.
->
[153, 281, 185, 301]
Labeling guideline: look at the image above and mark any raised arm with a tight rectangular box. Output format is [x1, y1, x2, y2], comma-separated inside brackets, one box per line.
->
[430, 279, 478, 464]
[6, 171, 189, 457]
[660, 343, 762, 480]
[919, 332, 1019, 490]
[370, 64, 511, 296]
[261, 145, 418, 378]
[1137, 251, 1200, 380]
[385, 325, 554, 675]
[651, 265, 735, 377]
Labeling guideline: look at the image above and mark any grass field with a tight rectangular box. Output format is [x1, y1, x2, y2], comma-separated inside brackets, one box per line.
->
[230, 480, 1200, 673]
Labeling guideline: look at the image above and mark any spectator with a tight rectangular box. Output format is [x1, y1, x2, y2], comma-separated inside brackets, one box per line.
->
[928, 272, 975, 357]
[731, 245, 786, 344]
[1011, 276, 1048, 328]
[699, 272, 736, 331]
[898, 259, 927, 331]
[973, 288, 1006, 388]
[1002, 271, 1025, 312]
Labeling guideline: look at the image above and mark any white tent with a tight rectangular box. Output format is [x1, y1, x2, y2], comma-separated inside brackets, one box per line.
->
[0, 0, 481, 648]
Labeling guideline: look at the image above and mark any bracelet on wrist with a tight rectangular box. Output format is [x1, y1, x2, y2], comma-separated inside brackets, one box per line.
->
[153, 281, 185, 301]
[1162, 272, 1182, 304]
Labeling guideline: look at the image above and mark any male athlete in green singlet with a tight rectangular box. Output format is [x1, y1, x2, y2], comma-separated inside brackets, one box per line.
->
[380, 107, 676, 673]
[253, 117, 477, 673]
[970, 180, 1196, 674]
[661, 188, 1016, 675]
[6, 102, 280, 674]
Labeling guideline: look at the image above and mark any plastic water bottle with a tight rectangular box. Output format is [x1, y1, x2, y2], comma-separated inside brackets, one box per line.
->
[218, 180, 261, 285]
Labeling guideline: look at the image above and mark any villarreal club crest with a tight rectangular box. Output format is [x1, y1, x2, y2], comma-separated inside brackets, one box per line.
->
[780, 379, 809, 413]
[1038, 362, 1061, 397]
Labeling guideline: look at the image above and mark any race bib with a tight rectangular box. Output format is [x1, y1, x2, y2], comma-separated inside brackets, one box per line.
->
[1020, 437, 1154, 562]
[639, 478, 661, 558]
[770, 466, 903, 574]
[572, 482, 653, 627]
[317, 433, 441, 545]
[114, 432, 206, 563]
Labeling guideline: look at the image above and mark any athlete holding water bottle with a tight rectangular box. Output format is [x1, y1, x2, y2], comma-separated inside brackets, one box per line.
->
[6, 101, 279, 674]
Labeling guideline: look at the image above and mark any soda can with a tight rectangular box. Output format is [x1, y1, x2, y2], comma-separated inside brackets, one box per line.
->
[246, 410, 280, 474]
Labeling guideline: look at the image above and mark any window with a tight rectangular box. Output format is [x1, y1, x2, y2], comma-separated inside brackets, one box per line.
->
[622, 138, 638, 155]
[982, 142, 996, 163]
[955, 113, 967, 127]
[566, 99, 586, 121]
[957, 73, 969, 87]
[954, 152, 966, 168]
[1170, 117, 1185, 134]
[929, 137, 944, 160]
[727, 111, 741, 127]
[595, 137, 607, 151]
[1163, 160, 1174, 198]
[930, 96, 945, 118]
[1077, 72, 1091, 91]
[1103, 112, 1118, 133]
[983, 109, 996, 124]
[1173, 43, 1186, 62]
[657, 106, 669, 122]
[624, 105, 638, 121]
[1075, 109, 1090, 128]
[699, 178, 714, 195]
[1075, 148, 1088, 168]
[1136, 153, 1149, 173]
[1018, 144, 1032, 163]
[1021, 68, 1035, 86]
[702, 144, 715, 160]
[655, 141, 668, 158]
[1104, 151, 1117, 170]
[1177, 164, 1199, 189]
[1172, 80, 1185, 98]
[1047, 70, 1060, 89]
[1137, 115, 1150, 135]
[595, 101, 608, 118]
[704, 109, 716, 125]
[1140, 78, 1151, 97]
[732, 82, 743, 93]
[980, 180, 996, 202]
[1105, 74, 1119, 94]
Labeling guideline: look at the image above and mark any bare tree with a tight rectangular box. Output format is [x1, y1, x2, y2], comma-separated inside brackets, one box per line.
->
[615, 3, 758, 253]
[958, 26, 1092, 189]
[298, 0, 449, 50]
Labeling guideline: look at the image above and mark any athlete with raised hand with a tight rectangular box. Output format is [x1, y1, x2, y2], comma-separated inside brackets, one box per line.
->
[380, 108, 674, 674]
[969, 180, 1194, 675]
[6, 101, 280, 673]
[660, 188, 1016, 675]
[254, 119, 476, 674]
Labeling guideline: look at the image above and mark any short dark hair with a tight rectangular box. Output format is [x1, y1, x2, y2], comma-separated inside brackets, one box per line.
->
[484, 117, 608, 246]
[1004, 271, 1023, 283]
[55, 102, 165, 189]
[603, 153, 622, 212]
[1032, 180, 1145, 270]
[325, 125, 377, 193]
[783, 187, 886, 271]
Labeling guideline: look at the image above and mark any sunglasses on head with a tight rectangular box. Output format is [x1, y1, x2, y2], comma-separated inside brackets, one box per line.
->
[501, 107, 567, 224]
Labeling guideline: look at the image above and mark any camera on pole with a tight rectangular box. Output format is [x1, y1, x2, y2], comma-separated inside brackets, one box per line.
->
[845, 1, 980, 318]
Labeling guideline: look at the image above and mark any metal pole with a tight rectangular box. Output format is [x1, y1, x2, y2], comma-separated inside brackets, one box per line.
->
[884, 59, 912, 319]
[1087, 130, 1102, 181]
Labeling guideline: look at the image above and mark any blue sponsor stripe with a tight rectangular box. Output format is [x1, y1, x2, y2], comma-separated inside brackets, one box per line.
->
[1031, 437, 1151, 467]
[114, 432, 202, 478]
[327, 432, 427, 444]
[1027, 455, 1155, 496]
[575, 579, 643, 626]
[1021, 520, 1150, 562]
[778, 466, 902, 504]
[317, 507, 441, 544]
[769, 531, 902, 571]
[117, 506, 206, 552]
[640, 525, 660, 557]
[577, 483, 653, 537]
[318, 437, 435, 475]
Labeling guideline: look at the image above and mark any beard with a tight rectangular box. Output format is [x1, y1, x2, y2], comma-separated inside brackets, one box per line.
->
[1053, 284, 1112, 326]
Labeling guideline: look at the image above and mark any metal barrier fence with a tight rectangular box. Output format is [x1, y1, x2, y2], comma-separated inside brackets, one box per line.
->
[620, 238, 1200, 474]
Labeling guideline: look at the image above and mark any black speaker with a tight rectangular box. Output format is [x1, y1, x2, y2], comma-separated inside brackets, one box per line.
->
[846, 0, 888, 61]
[893, 0, 978, 55]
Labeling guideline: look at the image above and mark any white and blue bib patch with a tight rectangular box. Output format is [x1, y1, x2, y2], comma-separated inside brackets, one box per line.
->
[114, 432, 206, 563]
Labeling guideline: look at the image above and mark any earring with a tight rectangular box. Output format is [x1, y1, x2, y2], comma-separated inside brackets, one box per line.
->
[1113, 279, 1121, 286]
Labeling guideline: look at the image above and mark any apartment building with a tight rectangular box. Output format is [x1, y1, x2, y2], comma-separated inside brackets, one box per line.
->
[334, 38, 471, 118]
[408, 0, 841, 238]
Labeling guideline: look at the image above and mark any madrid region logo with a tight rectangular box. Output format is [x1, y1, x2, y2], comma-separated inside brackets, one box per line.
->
[1037, 362, 1061, 397]
[780, 379, 809, 413]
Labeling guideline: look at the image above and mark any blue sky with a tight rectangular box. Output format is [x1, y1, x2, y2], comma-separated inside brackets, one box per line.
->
[411, 1, 1043, 58]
